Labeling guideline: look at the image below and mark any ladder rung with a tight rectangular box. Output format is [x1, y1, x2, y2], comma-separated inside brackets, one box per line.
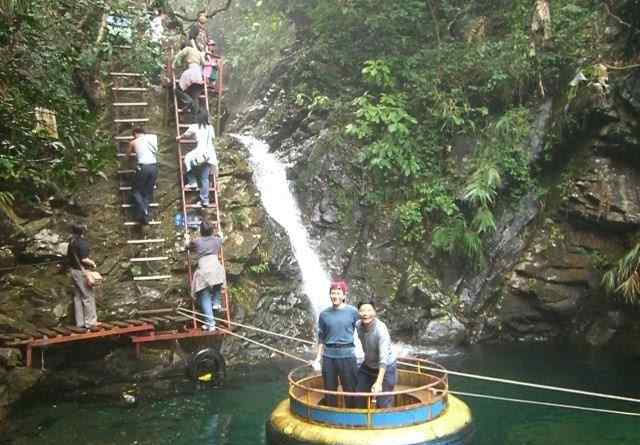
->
[121, 203, 158, 208]
[133, 275, 172, 281]
[109, 72, 144, 77]
[113, 102, 149, 107]
[116, 153, 136, 158]
[178, 124, 190, 128]
[179, 139, 196, 144]
[186, 203, 216, 209]
[184, 187, 216, 192]
[118, 169, 136, 174]
[123, 221, 161, 226]
[127, 239, 166, 244]
[112, 87, 147, 92]
[114, 118, 149, 123]
[130, 256, 169, 263]
[119, 185, 157, 191]
[113, 45, 132, 49]
[115, 136, 134, 141]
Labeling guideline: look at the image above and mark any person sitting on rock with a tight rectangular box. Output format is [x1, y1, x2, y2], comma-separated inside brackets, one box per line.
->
[355, 300, 397, 408]
[184, 220, 225, 331]
[67, 223, 99, 329]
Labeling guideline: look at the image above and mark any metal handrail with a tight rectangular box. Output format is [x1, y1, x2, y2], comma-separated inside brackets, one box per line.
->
[169, 48, 197, 329]
[287, 357, 449, 407]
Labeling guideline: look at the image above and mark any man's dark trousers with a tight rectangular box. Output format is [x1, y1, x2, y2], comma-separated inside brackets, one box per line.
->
[132, 163, 157, 223]
[177, 84, 202, 114]
[355, 363, 397, 408]
[321, 356, 358, 408]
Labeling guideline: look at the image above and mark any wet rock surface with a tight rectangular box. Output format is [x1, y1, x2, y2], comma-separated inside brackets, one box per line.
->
[567, 156, 640, 231]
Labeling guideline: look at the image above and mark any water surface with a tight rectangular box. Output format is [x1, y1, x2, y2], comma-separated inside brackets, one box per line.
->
[5, 343, 640, 444]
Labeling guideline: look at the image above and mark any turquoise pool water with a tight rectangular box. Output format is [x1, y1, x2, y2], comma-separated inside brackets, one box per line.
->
[4, 343, 640, 444]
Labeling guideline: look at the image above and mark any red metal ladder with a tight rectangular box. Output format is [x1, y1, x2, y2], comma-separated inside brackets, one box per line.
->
[169, 49, 231, 329]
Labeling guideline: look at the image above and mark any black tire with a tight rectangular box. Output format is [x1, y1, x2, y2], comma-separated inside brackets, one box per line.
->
[188, 348, 226, 385]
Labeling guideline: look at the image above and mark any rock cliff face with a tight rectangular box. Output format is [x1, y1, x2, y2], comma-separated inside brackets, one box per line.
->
[468, 72, 640, 347]
[224, 59, 640, 355]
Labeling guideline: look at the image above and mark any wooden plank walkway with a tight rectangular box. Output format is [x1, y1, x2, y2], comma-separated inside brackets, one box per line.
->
[0, 312, 227, 367]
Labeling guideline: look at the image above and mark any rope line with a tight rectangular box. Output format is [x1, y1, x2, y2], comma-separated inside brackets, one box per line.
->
[446, 391, 640, 417]
[176, 307, 640, 409]
[396, 360, 640, 405]
[178, 307, 315, 345]
[176, 308, 308, 363]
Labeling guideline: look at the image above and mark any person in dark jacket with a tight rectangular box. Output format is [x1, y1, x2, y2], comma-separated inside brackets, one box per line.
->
[67, 223, 98, 328]
[187, 11, 209, 52]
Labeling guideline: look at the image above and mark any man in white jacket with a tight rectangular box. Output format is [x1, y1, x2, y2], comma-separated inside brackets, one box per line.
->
[355, 300, 397, 408]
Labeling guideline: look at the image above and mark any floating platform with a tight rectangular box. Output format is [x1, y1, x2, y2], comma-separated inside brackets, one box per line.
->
[266, 358, 473, 445]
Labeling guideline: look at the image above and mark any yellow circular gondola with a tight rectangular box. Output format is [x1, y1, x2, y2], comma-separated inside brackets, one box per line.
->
[266, 357, 474, 445]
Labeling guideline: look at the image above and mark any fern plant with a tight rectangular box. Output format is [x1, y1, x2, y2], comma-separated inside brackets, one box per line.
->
[432, 216, 485, 268]
[602, 243, 640, 305]
[0, 191, 20, 224]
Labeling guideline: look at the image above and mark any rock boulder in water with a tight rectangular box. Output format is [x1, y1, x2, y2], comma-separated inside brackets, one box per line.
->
[417, 316, 467, 346]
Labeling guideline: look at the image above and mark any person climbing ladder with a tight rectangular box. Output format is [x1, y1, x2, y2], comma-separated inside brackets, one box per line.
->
[176, 109, 218, 207]
[127, 127, 159, 224]
[184, 220, 225, 331]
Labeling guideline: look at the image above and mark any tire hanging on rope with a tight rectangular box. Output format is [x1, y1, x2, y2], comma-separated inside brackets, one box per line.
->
[188, 348, 226, 385]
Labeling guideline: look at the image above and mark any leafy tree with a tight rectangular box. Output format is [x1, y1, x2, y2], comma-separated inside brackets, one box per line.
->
[0, 0, 158, 214]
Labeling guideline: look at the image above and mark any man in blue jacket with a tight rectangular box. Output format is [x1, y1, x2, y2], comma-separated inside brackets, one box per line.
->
[313, 280, 359, 408]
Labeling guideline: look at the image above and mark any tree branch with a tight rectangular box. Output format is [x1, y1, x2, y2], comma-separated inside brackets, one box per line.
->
[206, 0, 232, 18]
[172, 0, 232, 22]
[425, 0, 441, 48]
[602, 1, 633, 29]
[604, 63, 640, 70]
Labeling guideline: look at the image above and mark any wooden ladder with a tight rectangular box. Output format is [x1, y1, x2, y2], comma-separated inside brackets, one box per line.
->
[110, 48, 171, 282]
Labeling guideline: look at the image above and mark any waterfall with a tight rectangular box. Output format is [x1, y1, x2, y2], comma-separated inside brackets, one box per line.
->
[232, 135, 331, 318]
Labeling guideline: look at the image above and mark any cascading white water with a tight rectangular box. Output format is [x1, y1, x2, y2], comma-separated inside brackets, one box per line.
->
[233, 135, 331, 318]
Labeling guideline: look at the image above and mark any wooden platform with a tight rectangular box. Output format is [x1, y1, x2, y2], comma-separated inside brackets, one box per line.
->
[0, 313, 226, 367]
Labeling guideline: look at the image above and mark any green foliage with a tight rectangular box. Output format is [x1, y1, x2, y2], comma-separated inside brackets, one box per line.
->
[0, 191, 20, 224]
[0, 0, 150, 202]
[345, 92, 419, 177]
[362, 60, 393, 89]
[294, 92, 330, 112]
[234, 0, 612, 266]
[432, 217, 485, 268]
[603, 243, 640, 305]
[248, 246, 271, 275]
[0, 0, 170, 213]
[219, 0, 295, 98]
